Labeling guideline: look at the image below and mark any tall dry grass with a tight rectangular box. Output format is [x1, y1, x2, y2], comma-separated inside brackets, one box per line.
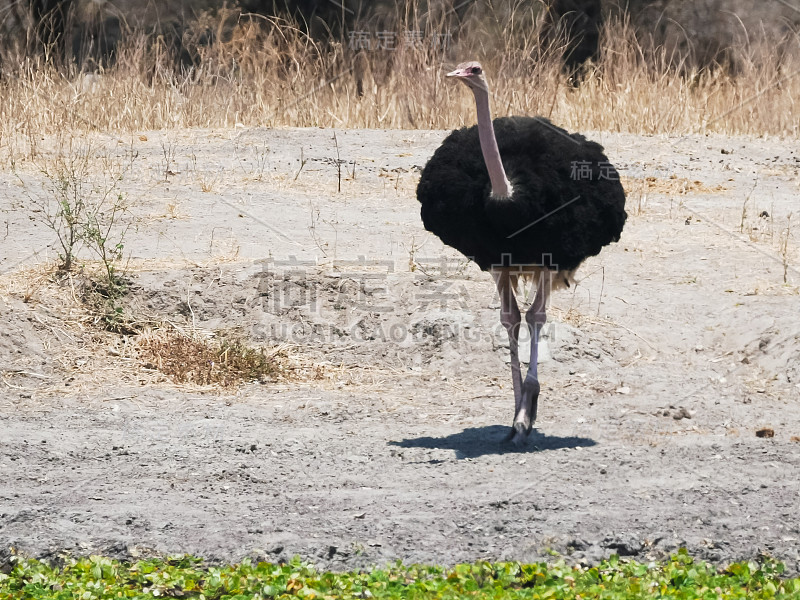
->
[0, 2, 798, 150]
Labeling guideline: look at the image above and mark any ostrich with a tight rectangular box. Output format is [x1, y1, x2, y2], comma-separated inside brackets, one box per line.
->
[417, 61, 626, 445]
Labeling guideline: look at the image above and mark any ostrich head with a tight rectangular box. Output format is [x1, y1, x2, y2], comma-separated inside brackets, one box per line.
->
[446, 61, 489, 94]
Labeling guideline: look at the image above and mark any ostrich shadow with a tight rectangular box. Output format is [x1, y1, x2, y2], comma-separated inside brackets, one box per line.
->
[388, 425, 596, 459]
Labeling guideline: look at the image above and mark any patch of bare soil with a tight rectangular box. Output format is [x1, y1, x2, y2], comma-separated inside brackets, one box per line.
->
[1, 128, 799, 572]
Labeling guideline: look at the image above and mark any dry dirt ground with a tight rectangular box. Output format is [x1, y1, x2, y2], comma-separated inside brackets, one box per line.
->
[1, 126, 799, 572]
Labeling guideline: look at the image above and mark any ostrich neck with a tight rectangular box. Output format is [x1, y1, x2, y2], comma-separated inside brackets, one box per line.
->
[473, 87, 512, 198]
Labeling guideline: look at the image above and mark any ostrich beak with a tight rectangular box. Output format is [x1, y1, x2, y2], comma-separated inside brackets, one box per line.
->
[446, 68, 468, 78]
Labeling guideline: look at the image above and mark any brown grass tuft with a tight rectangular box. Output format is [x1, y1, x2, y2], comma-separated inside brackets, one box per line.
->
[136, 331, 294, 387]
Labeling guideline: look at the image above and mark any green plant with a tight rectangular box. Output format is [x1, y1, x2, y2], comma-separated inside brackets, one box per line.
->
[14, 135, 137, 331]
[83, 194, 130, 292]
[16, 137, 134, 287]
[1, 551, 799, 600]
[12, 137, 92, 272]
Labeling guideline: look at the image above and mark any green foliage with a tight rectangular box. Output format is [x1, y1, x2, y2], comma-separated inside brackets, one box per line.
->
[1, 551, 799, 600]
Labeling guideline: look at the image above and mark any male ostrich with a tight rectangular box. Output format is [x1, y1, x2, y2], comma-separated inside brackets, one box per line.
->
[417, 62, 626, 445]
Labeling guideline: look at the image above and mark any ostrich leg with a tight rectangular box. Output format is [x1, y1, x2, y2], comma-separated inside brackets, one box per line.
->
[520, 275, 550, 432]
[492, 269, 525, 443]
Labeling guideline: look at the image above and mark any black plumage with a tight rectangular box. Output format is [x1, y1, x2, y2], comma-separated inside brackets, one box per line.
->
[417, 116, 627, 273]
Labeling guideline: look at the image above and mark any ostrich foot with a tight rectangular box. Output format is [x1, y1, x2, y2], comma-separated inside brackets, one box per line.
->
[507, 378, 540, 445]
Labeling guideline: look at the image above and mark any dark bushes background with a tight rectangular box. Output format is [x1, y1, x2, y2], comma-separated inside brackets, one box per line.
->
[1, 1, 798, 76]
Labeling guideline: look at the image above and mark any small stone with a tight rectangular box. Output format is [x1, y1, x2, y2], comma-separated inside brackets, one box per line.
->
[673, 407, 692, 420]
[756, 427, 775, 438]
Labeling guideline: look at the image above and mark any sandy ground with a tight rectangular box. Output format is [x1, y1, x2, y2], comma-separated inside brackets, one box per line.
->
[1, 126, 799, 572]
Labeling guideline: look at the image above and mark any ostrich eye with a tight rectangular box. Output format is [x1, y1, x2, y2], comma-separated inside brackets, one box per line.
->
[471, 66, 482, 75]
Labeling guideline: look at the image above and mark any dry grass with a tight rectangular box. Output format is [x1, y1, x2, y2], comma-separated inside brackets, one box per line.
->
[0, 5, 798, 157]
[136, 330, 295, 387]
[622, 175, 728, 197]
